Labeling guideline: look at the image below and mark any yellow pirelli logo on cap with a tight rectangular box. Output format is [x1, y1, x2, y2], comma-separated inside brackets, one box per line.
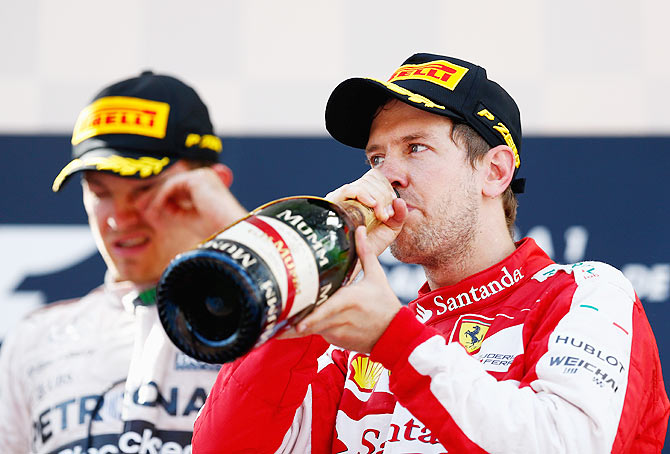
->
[388, 60, 469, 91]
[71, 96, 170, 145]
[477, 108, 521, 168]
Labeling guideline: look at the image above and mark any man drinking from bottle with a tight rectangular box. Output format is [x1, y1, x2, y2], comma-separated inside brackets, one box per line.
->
[192, 53, 669, 453]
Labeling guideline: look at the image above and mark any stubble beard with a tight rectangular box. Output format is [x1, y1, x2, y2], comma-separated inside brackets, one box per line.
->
[390, 186, 479, 270]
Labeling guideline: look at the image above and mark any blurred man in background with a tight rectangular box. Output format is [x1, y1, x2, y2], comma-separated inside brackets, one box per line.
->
[0, 71, 247, 453]
[192, 53, 669, 453]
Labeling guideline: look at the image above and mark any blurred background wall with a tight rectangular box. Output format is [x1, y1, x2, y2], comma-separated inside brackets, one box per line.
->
[2, 0, 669, 136]
[1, 0, 669, 448]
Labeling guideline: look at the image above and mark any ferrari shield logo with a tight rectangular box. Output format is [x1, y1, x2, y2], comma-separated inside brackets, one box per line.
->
[458, 319, 491, 354]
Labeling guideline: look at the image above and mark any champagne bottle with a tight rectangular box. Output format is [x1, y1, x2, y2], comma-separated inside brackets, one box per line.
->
[156, 196, 378, 364]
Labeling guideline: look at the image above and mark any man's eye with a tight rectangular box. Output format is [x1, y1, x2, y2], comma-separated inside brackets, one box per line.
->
[90, 189, 110, 198]
[410, 144, 428, 153]
[132, 184, 155, 198]
[368, 155, 385, 168]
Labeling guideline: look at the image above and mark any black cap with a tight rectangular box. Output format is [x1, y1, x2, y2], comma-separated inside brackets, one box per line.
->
[325, 53, 525, 193]
[53, 71, 222, 192]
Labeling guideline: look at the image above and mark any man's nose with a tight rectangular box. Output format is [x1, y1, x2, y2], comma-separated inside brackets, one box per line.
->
[107, 197, 141, 230]
[379, 153, 409, 190]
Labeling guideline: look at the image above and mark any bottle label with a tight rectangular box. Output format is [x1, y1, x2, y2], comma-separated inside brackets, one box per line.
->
[198, 236, 284, 336]
[212, 214, 320, 322]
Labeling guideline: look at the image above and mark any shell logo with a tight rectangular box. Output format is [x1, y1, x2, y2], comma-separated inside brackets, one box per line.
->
[351, 355, 385, 392]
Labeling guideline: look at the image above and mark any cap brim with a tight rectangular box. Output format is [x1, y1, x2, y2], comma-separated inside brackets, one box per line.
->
[52, 148, 176, 192]
[325, 77, 464, 150]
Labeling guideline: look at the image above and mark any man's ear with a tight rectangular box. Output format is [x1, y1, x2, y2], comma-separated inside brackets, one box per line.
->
[211, 163, 234, 188]
[482, 145, 515, 198]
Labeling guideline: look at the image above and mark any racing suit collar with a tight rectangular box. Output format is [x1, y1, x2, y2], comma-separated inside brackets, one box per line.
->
[103, 272, 158, 313]
[410, 238, 553, 322]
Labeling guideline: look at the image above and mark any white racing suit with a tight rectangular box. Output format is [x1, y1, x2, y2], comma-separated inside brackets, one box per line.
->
[0, 279, 220, 454]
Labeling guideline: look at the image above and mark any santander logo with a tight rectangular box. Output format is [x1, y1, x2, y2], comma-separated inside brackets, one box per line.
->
[432, 266, 524, 316]
[415, 303, 432, 324]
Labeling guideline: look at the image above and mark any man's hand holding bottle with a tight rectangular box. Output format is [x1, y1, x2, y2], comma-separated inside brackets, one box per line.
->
[284, 169, 408, 353]
[325, 169, 407, 258]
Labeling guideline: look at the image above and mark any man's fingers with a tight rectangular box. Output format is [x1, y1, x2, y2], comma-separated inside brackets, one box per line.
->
[326, 184, 377, 208]
[326, 169, 398, 222]
[362, 171, 397, 221]
[384, 198, 408, 229]
[296, 286, 350, 334]
[355, 226, 385, 279]
[143, 175, 196, 218]
[176, 197, 195, 211]
[298, 228, 380, 334]
[326, 181, 381, 210]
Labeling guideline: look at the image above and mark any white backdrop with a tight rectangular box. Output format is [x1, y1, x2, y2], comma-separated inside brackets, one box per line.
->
[1, 0, 669, 136]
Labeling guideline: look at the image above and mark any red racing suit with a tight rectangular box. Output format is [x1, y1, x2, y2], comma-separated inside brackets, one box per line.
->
[0, 279, 220, 454]
[192, 238, 669, 453]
